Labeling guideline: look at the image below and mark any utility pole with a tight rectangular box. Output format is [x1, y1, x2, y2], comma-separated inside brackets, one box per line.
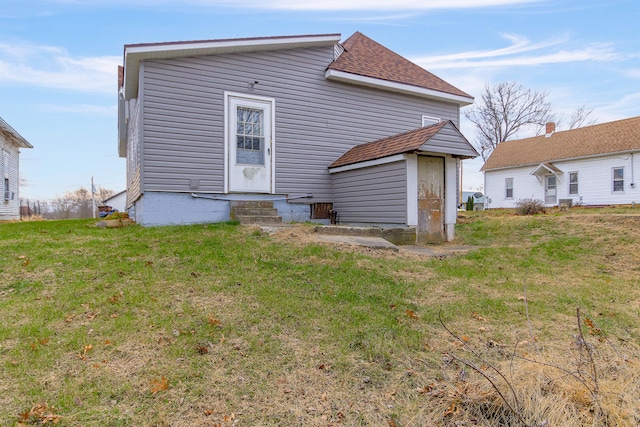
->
[91, 176, 96, 218]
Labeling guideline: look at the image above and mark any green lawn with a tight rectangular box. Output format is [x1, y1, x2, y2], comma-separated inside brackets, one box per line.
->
[1, 210, 639, 426]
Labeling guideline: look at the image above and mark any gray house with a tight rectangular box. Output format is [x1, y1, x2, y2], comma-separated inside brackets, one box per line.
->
[1, 117, 33, 221]
[118, 32, 478, 242]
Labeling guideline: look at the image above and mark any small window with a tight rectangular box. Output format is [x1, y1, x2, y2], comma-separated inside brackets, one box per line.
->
[505, 178, 514, 199]
[422, 115, 440, 127]
[613, 167, 624, 192]
[569, 172, 579, 195]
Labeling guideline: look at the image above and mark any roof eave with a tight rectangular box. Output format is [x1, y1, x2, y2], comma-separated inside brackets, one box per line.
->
[325, 69, 474, 106]
[0, 119, 33, 149]
[123, 34, 342, 100]
[482, 148, 640, 172]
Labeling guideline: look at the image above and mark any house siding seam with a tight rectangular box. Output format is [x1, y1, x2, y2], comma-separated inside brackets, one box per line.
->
[484, 152, 640, 208]
[331, 160, 407, 224]
[139, 45, 459, 201]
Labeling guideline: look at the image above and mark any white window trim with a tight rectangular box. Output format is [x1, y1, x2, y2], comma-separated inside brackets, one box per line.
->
[568, 171, 579, 195]
[612, 166, 624, 193]
[505, 177, 514, 199]
[421, 115, 440, 127]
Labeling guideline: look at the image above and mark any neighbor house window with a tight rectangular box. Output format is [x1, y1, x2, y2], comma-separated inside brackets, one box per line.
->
[505, 178, 514, 199]
[569, 172, 579, 195]
[613, 167, 624, 192]
[422, 115, 440, 127]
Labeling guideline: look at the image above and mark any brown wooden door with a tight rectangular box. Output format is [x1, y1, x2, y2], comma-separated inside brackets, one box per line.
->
[417, 156, 444, 244]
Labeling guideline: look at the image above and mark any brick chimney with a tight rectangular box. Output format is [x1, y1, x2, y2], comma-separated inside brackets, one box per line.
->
[545, 122, 555, 137]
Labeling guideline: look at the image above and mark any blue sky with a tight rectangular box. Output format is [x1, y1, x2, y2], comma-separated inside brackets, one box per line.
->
[2, 0, 639, 201]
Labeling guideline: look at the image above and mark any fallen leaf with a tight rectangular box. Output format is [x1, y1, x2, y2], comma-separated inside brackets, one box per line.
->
[86, 312, 100, 320]
[150, 376, 169, 394]
[78, 344, 93, 360]
[406, 310, 418, 319]
[64, 314, 75, 322]
[471, 311, 485, 321]
[22, 259, 30, 267]
[208, 316, 221, 326]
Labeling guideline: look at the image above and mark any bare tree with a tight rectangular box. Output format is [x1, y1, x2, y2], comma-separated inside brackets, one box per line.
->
[567, 105, 596, 130]
[49, 186, 116, 219]
[465, 81, 557, 161]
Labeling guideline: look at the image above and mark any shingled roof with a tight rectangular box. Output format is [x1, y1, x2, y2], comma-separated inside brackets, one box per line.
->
[481, 116, 640, 171]
[329, 121, 476, 169]
[327, 32, 471, 100]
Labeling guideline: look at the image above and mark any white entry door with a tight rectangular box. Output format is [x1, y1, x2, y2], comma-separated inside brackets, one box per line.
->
[227, 95, 273, 193]
[545, 175, 557, 205]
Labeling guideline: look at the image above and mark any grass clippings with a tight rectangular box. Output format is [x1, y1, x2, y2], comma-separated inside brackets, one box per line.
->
[1, 209, 639, 426]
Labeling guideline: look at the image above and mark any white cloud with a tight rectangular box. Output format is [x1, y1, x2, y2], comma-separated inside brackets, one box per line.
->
[238, 0, 541, 10]
[411, 34, 622, 70]
[49, 0, 543, 10]
[40, 103, 118, 116]
[0, 42, 119, 94]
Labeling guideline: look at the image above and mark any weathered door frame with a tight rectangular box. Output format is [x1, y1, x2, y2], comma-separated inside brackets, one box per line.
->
[416, 155, 445, 244]
[224, 91, 275, 194]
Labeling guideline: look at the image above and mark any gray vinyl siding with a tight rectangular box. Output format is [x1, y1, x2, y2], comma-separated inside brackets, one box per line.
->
[421, 122, 478, 157]
[332, 160, 407, 224]
[140, 46, 459, 201]
[126, 98, 142, 208]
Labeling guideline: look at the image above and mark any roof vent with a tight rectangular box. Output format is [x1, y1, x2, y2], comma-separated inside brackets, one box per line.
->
[333, 43, 344, 61]
[545, 122, 555, 138]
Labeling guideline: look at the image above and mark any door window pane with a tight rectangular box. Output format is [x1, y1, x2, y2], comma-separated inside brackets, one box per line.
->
[236, 107, 264, 165]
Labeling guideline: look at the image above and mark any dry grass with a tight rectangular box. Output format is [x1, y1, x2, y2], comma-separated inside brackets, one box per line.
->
[1, 210, 640, 426]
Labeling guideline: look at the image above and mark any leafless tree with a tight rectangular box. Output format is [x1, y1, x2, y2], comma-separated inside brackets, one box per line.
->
[49, 186, 116, 219]
[567, 105, 596, 130]
[464, 81, 557, 161]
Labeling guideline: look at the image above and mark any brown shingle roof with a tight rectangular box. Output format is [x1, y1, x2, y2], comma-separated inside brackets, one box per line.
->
[481, 116, 640, 171]
[328, 32, 471, 99]
[330, 121, 450, 168]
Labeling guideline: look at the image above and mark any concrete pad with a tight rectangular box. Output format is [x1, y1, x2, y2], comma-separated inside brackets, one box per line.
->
[399, 244, 478, 258]
[315, 234, 399, 251]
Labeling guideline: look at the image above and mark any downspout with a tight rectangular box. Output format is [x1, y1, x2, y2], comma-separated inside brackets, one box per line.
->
[631, 152, 636, 189]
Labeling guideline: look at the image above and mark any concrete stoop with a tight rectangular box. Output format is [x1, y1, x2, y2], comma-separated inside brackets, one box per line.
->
[313, 225, 416, 246]
[230, 200, 282, 225]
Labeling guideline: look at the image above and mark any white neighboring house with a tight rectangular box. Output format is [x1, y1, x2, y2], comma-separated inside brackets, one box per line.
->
[0, 117, 33, 220]
[481, 117, 640, 209]
[103, 190, 126, 212]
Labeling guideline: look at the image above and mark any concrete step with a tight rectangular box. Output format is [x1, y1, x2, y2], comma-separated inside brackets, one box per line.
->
[230, 200, 275, 209]
[232, 207, 279, 217]
[236, 215, 283, 225]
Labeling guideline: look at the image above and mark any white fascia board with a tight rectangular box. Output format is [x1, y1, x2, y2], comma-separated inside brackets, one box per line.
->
[328, 154, 406, 174]
[325, 69, 474, 106]
[124, 34, 341, 100]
